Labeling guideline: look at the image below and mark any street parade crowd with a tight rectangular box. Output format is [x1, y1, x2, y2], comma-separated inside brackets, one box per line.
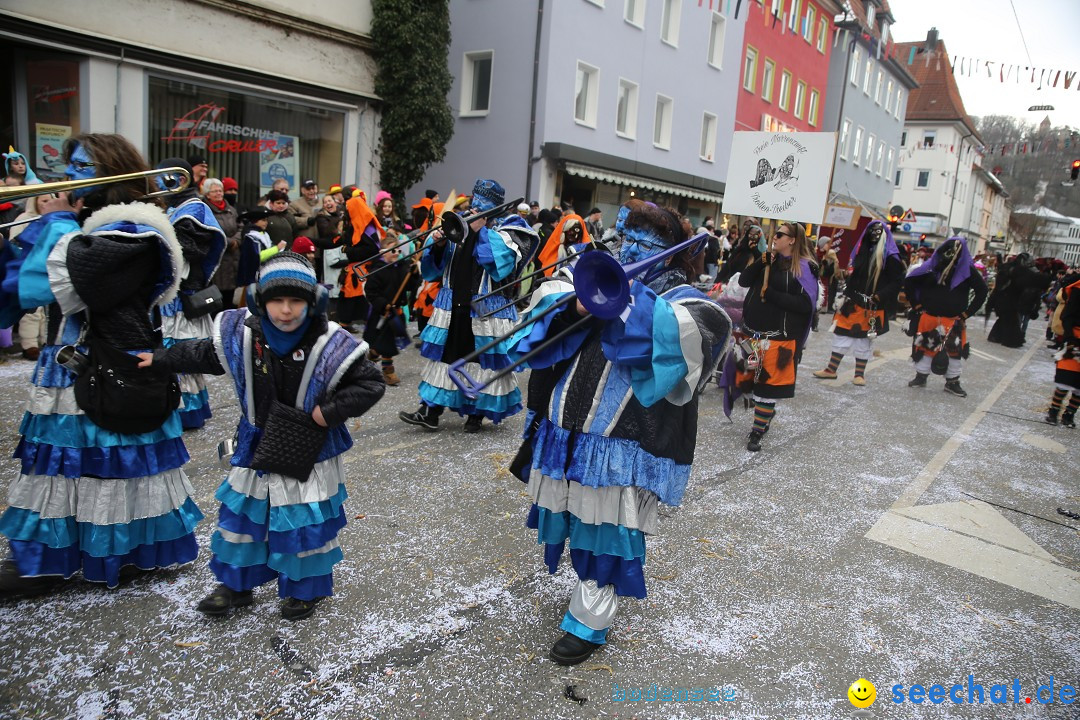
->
[0, 137, 1078, 666]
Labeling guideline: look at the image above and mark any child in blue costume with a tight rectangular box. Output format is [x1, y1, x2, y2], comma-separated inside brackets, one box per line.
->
[508, 203, 732, 665]
[156, 158, 227, 429]
[0, 133, 204, 598]
[399, 178, 535, 433]
[140, 252, 385, 620]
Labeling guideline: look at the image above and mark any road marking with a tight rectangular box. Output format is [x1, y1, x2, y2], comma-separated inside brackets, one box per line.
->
[1020, 433, 1067, 454]
[889, 340, 1041, 511]
[969, 347, 1003, 363]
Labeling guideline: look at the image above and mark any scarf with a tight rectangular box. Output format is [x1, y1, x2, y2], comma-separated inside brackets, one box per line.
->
[259, 311, 313, 358]
[208, 198, 227, 211]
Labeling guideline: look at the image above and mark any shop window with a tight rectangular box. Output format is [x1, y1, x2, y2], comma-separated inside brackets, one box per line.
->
[25, 52, 82, 179]
[148, 75, 344, 203]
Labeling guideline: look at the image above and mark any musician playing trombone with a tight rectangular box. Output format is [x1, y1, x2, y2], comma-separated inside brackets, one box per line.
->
[505, 202, 732, 665]
[399, 178, 535, 433]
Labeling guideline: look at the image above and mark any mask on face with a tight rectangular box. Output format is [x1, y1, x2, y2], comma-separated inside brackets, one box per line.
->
[65, 143, 96, 199]
[866, 223, 883, 245]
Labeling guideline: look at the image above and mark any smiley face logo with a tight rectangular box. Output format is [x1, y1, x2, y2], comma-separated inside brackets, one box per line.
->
[848, 678, 876, 708]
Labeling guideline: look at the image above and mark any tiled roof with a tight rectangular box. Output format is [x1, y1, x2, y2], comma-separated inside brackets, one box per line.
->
[894, 39, 982, 142]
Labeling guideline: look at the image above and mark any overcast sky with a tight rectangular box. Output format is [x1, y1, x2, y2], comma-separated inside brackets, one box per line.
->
[887, 0, 1080, 129]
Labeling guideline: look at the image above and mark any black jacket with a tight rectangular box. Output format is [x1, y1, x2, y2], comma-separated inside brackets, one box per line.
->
[739, 255, 815, 342]
[904, 270, 988, 319]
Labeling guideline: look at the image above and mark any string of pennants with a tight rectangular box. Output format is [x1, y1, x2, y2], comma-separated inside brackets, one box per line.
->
[694, 0, 1077, 93]
[899, 136, 1075, 162]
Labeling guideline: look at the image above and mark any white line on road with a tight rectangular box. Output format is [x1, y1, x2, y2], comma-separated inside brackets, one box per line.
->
[890, 340, 1042, 511]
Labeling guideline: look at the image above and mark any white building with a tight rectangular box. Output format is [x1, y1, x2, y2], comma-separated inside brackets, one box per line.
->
[968, 165, 1010, 255]
[890, 38, 985, 246]
[1011, 205, 1080, 266]
[0, 1, 381, 206]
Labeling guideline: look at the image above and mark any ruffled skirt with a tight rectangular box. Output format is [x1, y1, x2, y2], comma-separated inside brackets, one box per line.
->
[161, 296, 214, 429]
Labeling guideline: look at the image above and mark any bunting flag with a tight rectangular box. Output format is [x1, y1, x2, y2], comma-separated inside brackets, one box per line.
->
[941, 55, 1078, 92]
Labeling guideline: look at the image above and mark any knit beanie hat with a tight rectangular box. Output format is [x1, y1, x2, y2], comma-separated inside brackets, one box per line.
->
[257, 251, 317, 306]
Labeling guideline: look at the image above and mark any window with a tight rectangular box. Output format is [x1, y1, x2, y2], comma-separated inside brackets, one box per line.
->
[840, 118, 851, 159]
[624, 0, 645, 26]
[863, 58, 873, 94]
[817, 17, 827, 52]
[743, 47, 758, 91]
[700, 112, 718, 161]
[895, 89, 904, 118]
[778, 70, 791, 111]
[922, 130, 936, 148]
[874, 69, 884, 104]
[808, 89, 819, 126]
[850, 48, 861, 84]
[885, 79, 894, 112]
[654, 94, 673, 149]
[875, 140, 885, 175]
[762, 60, 776, 102]
[616, 78, 639, 138]
[708, 13, 726, 68]
[461, 50, 493, 116]
[574, 61, 599, 126]
[894, 168, 902, 188]
[852, 126, 864, 166]
[661, 0, 681, 46]
[864, 132, 874, 169]
[794, 81, 806, 119]
[788, 0, 800, 32]
[771, 0, 783, 17]
[804, 5, 815, 42]
[917, 169, 930, 188]
[866, 3, 876, 27]
[900, 130, 907, 147]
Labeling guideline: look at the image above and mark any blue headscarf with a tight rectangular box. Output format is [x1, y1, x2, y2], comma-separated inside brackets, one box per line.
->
[3, 147, 41, 184]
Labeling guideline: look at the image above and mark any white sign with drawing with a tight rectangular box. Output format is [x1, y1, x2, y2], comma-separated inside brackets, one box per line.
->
[722, 131, 837, 224]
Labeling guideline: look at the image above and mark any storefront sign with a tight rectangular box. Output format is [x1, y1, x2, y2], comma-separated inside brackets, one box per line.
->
[161, 102, 282, 154]
[822, 203, 860, 229]
[723, 131, 837, 224]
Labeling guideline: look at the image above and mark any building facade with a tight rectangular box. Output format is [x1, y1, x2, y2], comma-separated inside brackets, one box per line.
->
[1011, 206, 1080, 266]
[0, 0, 381, 207]
[890, 38, 987, 248]
[824, 0, 917, 213]
[735, 0, 841, 137]
[419, 0, 747, 229]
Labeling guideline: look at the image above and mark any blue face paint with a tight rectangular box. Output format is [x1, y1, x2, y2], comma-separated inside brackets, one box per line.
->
[65, 143, 97, 199]
[619, 232, 666, 266]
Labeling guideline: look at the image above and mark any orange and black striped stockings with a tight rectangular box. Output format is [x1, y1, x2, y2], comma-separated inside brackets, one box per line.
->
[823, 352, 843, 374]
[752, 400, 776, 434]
[854, 358, 867, 379]
[1049, 388, 1079, 417]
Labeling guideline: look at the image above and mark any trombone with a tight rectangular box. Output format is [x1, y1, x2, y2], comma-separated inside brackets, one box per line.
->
[0, 167, 192, 204]
[448, 231, 708, 399]
[354, 196, 525, 282]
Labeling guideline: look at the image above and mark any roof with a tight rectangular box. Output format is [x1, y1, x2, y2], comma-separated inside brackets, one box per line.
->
[1013, 205, 1074, 223]
[893, 39, 982, 143]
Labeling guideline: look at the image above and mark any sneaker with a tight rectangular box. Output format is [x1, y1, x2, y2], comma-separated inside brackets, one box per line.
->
[1062, 412, 1077, 429]
[1046, 408, 1060, 425]
[282, 596, 322, 621]
[463, 415, 483, 434]
[399, 407, 439, 431]
[852, 376, 866, 386]
[382, 368, 400, 386]
[0, 558, 65, 601]
[908, 373, 928, 388]
[196, 584, 253, 616]
[549, 632, 601, 666]
[813, 369, 838, 379]
[746, 430, 763, 452]
[943, 379, 967, 398]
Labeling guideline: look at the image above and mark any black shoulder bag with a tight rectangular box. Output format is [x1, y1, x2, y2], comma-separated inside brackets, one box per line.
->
[179, 284, 223, 319]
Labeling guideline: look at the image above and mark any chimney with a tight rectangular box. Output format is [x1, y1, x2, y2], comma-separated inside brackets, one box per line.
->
[925, 27, 939, 52]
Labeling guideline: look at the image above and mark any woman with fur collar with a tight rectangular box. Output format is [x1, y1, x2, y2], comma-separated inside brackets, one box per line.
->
[0, 133, 203, 599]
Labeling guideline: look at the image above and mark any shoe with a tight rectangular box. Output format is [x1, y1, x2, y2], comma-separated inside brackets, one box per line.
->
[852, 376, 866, 386]
[21, 347, 40, 361]
[746, 430, 763, 452]
[368, 349, 380, 361]
[463, 415, 483, 434]
[943, 379, 967, 398]
[116, 565, 156, 586]
[0, 558, 65, 601]
[281, 596, 322, 621]
[1062, 412, 1076, 429]
[399, 407, 439, 431]
[813, 369, 838, 379]
[549, 632, 601, 666]
[196, 583, 253, 617]
[382, 368, 400, 386]
[1046, 408, 1060, 425]
[908, 373, 928, 388]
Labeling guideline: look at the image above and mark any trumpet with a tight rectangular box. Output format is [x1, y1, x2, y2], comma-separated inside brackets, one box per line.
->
[449, 231, 708, 399]
[0, 167, 192, 203]
[355, 196, 524, 282]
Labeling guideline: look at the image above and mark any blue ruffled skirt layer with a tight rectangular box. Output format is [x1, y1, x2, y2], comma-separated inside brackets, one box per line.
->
[3, 346, 202, 587]
[163, 329, 212, 430]
[208, 473, 348, 601]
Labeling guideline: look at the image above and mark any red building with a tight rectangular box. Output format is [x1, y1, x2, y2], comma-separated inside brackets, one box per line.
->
[735, 0, 843, 133]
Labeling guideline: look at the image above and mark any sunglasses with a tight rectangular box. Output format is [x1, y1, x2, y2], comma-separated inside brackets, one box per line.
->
[70, 160, 96, 171]
[774, 230, 792, 239]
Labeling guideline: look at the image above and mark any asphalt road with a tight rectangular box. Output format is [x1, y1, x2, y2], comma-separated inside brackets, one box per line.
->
[0, 315, 1076, 719]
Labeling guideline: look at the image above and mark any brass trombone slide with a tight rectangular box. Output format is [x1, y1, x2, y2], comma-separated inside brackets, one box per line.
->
[0, 167, 192, 203]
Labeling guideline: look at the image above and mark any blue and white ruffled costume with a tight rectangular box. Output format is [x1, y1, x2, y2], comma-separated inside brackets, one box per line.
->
[0, 204, 204, 587]
[207, 309, 367, 600]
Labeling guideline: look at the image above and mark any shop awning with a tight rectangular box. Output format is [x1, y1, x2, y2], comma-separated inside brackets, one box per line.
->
[564, 162, 724, 205]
